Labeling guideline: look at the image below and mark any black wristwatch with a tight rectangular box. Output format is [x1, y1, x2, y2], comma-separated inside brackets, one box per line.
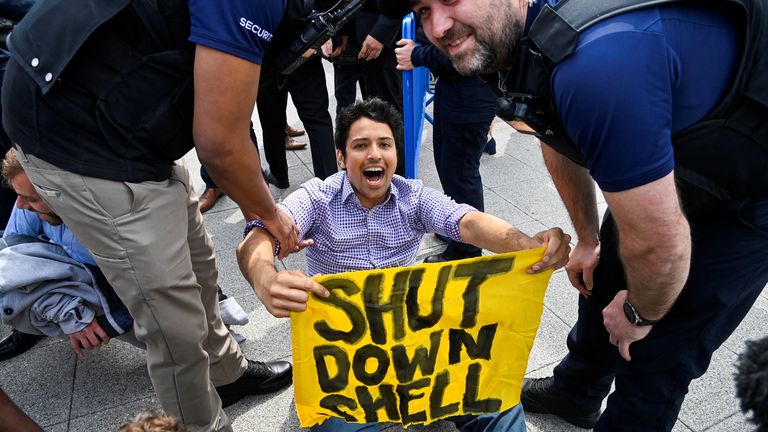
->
[623, 300, 657, 326]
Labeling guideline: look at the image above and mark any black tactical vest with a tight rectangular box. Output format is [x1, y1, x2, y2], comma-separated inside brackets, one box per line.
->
[498, 0, 768, 213]
[2, 0, 313, 182]
[2, 0, 194, 181]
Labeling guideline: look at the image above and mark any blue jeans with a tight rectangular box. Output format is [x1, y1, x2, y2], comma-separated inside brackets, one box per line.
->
[310, 404, 526, 432]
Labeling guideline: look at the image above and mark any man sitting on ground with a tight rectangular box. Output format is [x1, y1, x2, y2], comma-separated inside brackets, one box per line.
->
[0, 150, 249, 359]
[236, 98, 571, 431]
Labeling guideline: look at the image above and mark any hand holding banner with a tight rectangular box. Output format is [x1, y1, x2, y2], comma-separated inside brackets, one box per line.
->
[291, 248, 552, 427]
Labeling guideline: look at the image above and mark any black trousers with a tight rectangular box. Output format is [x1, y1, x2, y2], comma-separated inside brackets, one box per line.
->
[257, 56, 337, 183]
[431, 78, 495, 256]
[552, 195, 768, 431]
[332, 47, 403, 116]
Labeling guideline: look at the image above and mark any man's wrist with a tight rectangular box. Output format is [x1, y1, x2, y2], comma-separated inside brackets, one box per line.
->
[623, 299, 658, 326]
[243, 220, 281, 256]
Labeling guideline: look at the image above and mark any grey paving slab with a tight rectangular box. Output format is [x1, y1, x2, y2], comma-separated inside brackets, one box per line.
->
[493, 178, 567, 220]
[237, 317, 293, 362]
[702, 411, 754, 432]
[479, 154, 546, 189]
[0, 340, 75, 428]
[497, 134, 548, 175]
[71, 341, 152, 417]
[68, 395, 160, 432]
[524, 413, 587, 432]
[43, 422, 69, 432]
[677, 348, 744, 431]
[512, 220, 550, 238]
[228, 382, 298, 432]
[672, 421, 695, 432]
[483, 189, 535, 228]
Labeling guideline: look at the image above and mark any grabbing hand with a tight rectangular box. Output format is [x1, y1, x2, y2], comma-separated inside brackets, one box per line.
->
[256, 269, 330, 318]
[358, 35, 384, 60]
[68, 319, 109, 357]
[566, 240, 601, 298]
[527, 228, 571, 273]
[602, 290, 652, 361]
[261, 208, 301, 260]
[395, 39, 416, 70]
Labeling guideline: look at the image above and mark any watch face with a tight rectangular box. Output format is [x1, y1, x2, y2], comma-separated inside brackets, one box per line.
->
[623, 300, 639, 325]
[623, 300, 655, 326]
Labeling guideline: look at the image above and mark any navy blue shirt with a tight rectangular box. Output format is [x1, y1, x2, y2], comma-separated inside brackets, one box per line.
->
[188, 0, 285, 64]
[536, 2, 740, 192]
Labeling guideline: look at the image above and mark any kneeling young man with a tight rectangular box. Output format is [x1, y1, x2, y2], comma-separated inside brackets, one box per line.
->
[237, 98, 570, 431]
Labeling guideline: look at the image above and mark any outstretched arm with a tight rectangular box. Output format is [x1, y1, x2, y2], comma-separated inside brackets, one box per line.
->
[192, 45, 299, 259]
[458, 211, 571, 273]
[237, 228, 328, 318]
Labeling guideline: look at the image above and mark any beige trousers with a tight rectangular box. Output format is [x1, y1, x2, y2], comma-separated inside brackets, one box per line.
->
[17, 147, 246, 432]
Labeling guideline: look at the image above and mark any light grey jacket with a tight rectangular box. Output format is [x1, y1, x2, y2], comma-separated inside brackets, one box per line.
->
[0, 239, 128, 337]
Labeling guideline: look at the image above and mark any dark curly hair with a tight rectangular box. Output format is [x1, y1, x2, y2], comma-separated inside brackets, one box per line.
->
[735, 336, 768, 430]
[334, 98, 404, 158]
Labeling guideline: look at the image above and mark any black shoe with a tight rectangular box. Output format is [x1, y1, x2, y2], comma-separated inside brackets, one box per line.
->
[262, 170, 289, 189]
[0, 329, 44, 361]
[484, 137, 497, 155]
[521, 377, 601, 429]
[423, 248, 481, 263]
[216, 359, 292, 407]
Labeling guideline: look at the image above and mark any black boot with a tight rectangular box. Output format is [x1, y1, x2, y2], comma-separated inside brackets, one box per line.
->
[521, 377, 601, 429]
[216, 359, 292, 407]
[0, 329, 44, 361]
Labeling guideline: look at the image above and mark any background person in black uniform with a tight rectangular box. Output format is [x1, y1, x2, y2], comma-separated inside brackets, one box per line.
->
[395, 37, 497, 262]
[331, 0, 403, 115]
[256, 55, 338, 189]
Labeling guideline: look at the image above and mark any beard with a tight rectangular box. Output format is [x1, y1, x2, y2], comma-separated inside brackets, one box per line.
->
[438, 5, 523, 75]
[40, 212, 64, 226]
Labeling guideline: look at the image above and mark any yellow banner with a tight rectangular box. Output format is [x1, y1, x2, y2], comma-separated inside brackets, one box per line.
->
[291, 248, 552, 427]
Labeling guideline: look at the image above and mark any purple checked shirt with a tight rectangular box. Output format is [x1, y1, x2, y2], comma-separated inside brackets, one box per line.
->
[247, 172, 476, 276]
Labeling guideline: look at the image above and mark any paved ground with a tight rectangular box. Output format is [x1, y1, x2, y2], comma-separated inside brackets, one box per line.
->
[1, 62, 765, 432]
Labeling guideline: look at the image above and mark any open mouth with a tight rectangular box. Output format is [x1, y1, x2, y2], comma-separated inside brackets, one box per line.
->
[362, 167, 385, 185]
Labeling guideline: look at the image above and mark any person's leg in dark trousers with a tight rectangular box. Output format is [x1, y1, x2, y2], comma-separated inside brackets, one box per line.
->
[548, 194, 768, 431]
[256, 70, 290, 185]
[426, 81, 491, 260]
[360, 47, 403, 114]
[287, 57, 337, 180]
[333, 63, 365, 117]
[434, 118, 489, 258]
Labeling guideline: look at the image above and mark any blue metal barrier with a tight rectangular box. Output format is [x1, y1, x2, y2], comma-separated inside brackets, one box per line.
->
[401, 13, 431, 179]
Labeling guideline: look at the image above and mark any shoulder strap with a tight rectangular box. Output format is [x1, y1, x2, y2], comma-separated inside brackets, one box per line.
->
[531, 0, 701, 62]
